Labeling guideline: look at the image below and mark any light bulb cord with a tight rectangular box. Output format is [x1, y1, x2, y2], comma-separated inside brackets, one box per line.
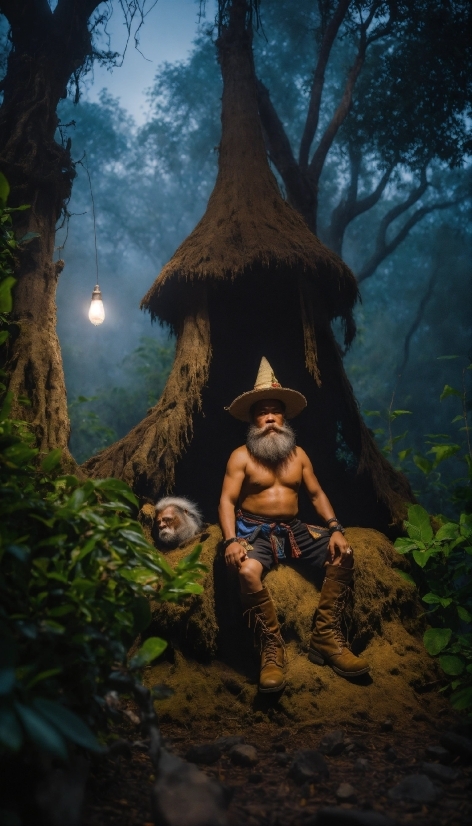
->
[82, 153, 99, 285]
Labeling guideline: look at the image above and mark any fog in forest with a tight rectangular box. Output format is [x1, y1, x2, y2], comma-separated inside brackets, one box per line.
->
[2, 0, 471, 513]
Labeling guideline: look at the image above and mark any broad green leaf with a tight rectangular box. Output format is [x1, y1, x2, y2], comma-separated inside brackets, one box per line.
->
[423, 627, 452, 656]
[435, 522, 459, 541]
[413, 454, 433, 475]
[179, 544, 203, 568]
[33, 698, 102, 752]
[422, 593, 452, 607]
[389, 410, 412, 420]
[428, 443, 460, 466]
[439, 655, 464, 676]
[405, 504, 433, 543]
[393, 568, 415, 585]
[15, 702, 68, 759]
[457, 606, 472, 623]
[131, 597, 152, 633]
[26, 668, 62, 689]
[412, 548, 433, 568]
[3, 442, 37, 466]
[363, 410, 380, 417]
[0, 707, 23, 751]
[119, 567, 157, 585]
[450, 686, 472, 711]
[0, 276, 16, 313]
[128, 636, 167, 670]
[40, 448, 62, 472]
[440, 384, 462, 401]
[6, 545, 29, 563]
[393, 537, 418, 554]
[460, 513, 472, 539]
[72, 536, 98, 565]
[398, 448, 412, 461]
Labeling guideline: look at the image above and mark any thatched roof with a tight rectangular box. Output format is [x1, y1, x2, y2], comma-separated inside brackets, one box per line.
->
[141, 2, 358, 330]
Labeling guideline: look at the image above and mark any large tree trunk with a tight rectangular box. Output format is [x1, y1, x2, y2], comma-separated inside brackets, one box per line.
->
[83, 0, 412, 532]
[0, 0, 101, 460]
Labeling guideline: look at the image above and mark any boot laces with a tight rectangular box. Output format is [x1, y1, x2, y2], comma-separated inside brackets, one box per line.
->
[243, 608, 284, 662]
[332, 589, 352, 650]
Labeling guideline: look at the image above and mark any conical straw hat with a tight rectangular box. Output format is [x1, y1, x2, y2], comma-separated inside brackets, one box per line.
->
[226, 357, 307, 422]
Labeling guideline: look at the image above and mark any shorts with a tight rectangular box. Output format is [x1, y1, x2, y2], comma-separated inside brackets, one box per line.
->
[236, 511, 330, 572]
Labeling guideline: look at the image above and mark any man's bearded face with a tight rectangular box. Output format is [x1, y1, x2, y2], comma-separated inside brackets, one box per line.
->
[156, 506, 184, 547]
[246, 419, 296, 464]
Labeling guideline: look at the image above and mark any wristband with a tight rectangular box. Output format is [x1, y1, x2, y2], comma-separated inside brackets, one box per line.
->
[328, 522, 345, 536]
[223, 537, 239, 549]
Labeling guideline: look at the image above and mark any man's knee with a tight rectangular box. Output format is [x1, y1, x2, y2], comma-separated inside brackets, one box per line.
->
[239, 558, 263, 590]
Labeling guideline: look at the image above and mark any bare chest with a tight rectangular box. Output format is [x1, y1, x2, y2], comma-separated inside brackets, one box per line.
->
[244, 455, 303, 491]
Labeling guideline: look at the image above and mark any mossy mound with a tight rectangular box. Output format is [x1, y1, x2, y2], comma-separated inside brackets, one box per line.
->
[140, 509, 446, 727]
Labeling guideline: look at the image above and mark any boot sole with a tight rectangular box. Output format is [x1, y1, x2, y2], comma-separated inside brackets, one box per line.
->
[308, 650, 370, 678]
[259, 681, 286, 693]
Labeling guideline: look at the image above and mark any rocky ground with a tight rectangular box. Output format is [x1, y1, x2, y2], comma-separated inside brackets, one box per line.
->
[83, 700, 472, 826]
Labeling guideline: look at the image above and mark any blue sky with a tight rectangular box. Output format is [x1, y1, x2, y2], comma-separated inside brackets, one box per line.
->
[85, 0, 215, 124]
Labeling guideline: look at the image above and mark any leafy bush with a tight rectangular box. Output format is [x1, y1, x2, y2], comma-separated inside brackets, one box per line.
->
[0, 179, 205, 766]
[394, 504, 472, 712]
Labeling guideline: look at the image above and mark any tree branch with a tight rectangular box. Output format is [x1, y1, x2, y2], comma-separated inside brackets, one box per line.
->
[397, 262, 440, 376]
[257, 78, 316, 230]
[0, 0, 52, 27]
[299, 0, 351, 171]
[357, 197, 460, 284]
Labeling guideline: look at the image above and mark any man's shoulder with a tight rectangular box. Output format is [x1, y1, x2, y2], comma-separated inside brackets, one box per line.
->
[294, 445, 309, 462]
[228, 445, 249, 466]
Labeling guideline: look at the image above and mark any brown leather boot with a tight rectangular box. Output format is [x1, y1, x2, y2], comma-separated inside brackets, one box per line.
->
[241, 587, 286, 693]
[308, 565, 370, 678]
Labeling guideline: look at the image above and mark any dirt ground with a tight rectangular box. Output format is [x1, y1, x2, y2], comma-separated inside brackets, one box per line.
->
[83, 700, 472, 826]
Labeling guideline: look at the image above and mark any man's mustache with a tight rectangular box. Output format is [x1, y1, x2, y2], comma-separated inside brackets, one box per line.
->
[252, 423, 286, 438]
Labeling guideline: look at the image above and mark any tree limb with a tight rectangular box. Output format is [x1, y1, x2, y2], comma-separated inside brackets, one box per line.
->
[0, 0, 52, 27]
[357, 197, 460, 284]
[256, 79, 316, 230]
[299, 0, 351, 171]
[397, 262, 440, 376]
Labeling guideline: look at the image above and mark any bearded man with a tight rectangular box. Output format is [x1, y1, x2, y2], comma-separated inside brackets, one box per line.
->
[218, 357, 369, 693]
[155, 496, 203, 549]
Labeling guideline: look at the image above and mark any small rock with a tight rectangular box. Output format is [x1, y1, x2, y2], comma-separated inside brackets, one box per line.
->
[315, 806, 397, 825]
[214, 736, 244, 752]
[288, 749, 329, 784]
[425, 745, 451, 764]
[354, 758, 369, 772]
[336, 782, 357, 802]
[380, 719, 393, 732]
[152, 748, 229, 826]
[385, 747, 397, 763]
[275, 753, 291, 766]
[186, 744, 221, 765]
[421, 762, 460, 784]
[229, 744, 258, 767]
[248, 772, 263, 784]
[387, 773, 438, 803]
[319, 730, 345, 756]
[440, 731, 472, 761]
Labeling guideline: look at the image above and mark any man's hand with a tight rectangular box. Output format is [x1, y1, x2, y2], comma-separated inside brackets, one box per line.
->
[225, 541, 248, 570]
[328, 531, 352, 564]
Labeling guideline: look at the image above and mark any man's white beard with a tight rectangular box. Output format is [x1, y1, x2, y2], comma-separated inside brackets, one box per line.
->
[159, 520, 199, 547]
[246, 421, 296, 464]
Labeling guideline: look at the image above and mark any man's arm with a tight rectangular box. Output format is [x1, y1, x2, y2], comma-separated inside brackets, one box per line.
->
[218, 448, 248, 569]
[300, 449, 351, 563]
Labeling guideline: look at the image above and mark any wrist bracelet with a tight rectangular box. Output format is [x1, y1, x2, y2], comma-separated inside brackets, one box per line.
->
[326, 517, 338, 525]
[223, 537, 238, 549]
[328, 522, 345, 536]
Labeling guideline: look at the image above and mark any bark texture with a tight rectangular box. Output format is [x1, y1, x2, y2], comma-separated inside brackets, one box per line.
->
[0, 0, 101, 459]
[84, 0, 413, 530]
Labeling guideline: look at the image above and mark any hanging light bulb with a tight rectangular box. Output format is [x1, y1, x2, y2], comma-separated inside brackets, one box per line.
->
[88, 284, 105, 326]
[83, 154, 106, 327]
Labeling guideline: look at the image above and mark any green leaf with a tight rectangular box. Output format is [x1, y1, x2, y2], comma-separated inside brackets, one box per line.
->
[18, 231, 40, 244]
[422, 593, 452, 607]
[363, 410, 380, 417]
[0, 707, 23, 751]
[457, 606, 472, 623]
[0, 276, 16, 313]
[405, 504, 433, 543]
[439, 655, 464, 676]
[119, 567, 157, 585]
[33, 698, 102, 752]
[131, 597, 152, 633]
[450, 686, 472, 711]
[0, 171, 10, 205]
[40, 448, 62, 473]
[435, 522, 459, 541]
[413, 454, 433, 475]
[128, 636, 167, 670]
[460, 513, 472, 539]
[393, 537, 418, 554]
[25, 668, 62, 689]
[393, 568, 415, 585]
[389, 409, 412, 421]
[14, 702, 68, 759]
[398, 448, 412, 461]
[440, 384, 462, 401]
[437, 355, 459, 360]
[428, 443, 461, 466]
[412, 548, 433, 568]
[423, 627, 452, 656]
